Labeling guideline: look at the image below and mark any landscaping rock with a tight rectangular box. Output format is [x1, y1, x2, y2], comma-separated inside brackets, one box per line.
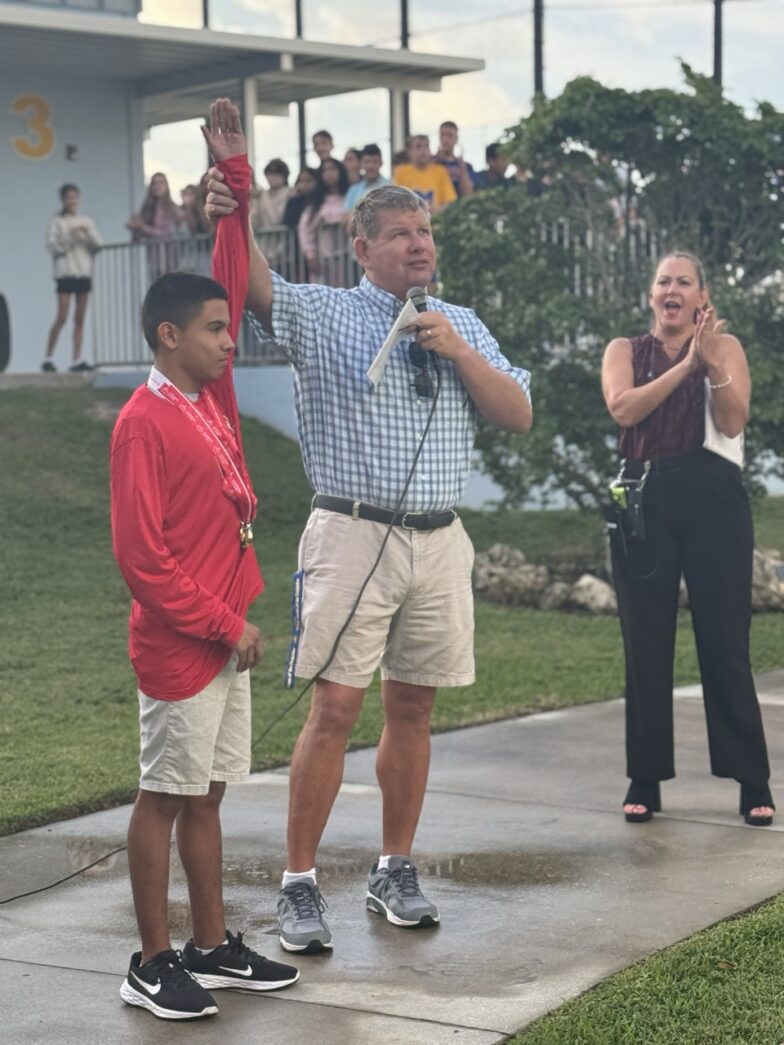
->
[679, 577, 690, 609]
[569, 574, 618, 615]
[539, 581, 572, 612]
[752, 547, 784, 611]
[473, 543, 550, 606]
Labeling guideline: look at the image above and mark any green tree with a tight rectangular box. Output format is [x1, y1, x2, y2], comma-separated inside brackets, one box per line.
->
[437, 66, 783, 506]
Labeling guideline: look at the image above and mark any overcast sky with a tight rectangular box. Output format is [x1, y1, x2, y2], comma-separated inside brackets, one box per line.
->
[140, 0, 784, 197]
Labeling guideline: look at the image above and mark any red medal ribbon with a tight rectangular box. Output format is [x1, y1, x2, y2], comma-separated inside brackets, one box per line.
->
[147, 368, 257, 533]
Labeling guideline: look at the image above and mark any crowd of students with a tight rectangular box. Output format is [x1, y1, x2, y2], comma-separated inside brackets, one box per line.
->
[38, 120, 553, 371]
[244, 121, 529, 284]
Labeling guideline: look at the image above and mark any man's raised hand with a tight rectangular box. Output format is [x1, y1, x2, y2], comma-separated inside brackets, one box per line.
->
[201, 97, 247, 163]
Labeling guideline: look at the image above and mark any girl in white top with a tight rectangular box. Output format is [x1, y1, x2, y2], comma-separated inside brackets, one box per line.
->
[44, 183, 102, 373]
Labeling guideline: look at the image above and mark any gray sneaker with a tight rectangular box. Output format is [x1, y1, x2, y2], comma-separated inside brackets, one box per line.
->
[277, 877, 333, 953]
[366, 856, 440, 928]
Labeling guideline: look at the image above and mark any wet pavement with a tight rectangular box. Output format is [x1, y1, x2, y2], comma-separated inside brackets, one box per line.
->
[2, 671, 784, 1044]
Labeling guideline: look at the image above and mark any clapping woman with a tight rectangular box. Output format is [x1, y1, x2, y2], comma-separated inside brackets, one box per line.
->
[601, 251, 774, 827]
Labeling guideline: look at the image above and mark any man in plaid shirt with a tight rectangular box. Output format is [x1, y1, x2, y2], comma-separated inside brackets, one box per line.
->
[205, 98, 531, 955]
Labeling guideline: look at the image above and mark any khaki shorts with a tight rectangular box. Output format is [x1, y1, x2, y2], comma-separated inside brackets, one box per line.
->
[138, 655, 251, 795]
[292, 508, 475, 689]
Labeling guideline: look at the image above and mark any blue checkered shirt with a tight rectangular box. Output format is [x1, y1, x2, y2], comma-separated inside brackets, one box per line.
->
[247, 273, 530, 512]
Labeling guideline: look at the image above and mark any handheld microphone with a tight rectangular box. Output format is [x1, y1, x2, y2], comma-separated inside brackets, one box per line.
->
[406, 286, 428, 314]
[406, 285, 439, 374]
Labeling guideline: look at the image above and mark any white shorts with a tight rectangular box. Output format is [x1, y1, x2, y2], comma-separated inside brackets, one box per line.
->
[292, 509, 475, 689]
[138, 655, 251, 795]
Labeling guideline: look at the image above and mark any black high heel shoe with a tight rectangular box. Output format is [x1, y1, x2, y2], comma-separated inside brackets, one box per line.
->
[623, 781, 661, 823]
[739, 784, 775, 827]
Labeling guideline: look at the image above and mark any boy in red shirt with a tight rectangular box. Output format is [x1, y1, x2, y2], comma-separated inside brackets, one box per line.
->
[111, 272, 299, 1020]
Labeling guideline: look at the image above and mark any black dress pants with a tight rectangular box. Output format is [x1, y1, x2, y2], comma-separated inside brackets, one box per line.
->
[610, 449, 770, 787]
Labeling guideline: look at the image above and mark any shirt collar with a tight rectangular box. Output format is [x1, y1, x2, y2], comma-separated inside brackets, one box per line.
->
[357, 275, 407, 318]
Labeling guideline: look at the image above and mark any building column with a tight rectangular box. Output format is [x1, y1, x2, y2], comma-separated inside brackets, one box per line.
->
[389, 89, 407, 157]
[241, 76, 257, 172]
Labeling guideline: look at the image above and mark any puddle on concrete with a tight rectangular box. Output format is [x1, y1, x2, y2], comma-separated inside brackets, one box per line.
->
[422, 850, 577, 887]
[218, 848, 578, 890]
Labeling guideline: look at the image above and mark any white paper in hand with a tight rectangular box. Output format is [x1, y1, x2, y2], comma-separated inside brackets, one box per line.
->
[366, 298, 420, 388]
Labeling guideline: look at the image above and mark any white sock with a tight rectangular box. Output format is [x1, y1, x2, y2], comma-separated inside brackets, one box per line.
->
[194, 938, 227, 955]
[377, 855, 391, 870]
[282, 867, 317, 888]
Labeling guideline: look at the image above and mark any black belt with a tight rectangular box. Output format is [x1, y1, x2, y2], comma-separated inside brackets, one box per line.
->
[312, 495, 457, 530]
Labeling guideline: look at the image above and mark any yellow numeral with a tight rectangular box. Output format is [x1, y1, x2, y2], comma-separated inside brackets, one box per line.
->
[10, 94, 55, 160]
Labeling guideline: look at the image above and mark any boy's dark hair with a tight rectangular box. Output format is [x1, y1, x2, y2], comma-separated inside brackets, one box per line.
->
[142, 272, 228, 350]
[486, 143, 503, 163]
[312, 129, 333, 142]
[360, 143, 382, 159]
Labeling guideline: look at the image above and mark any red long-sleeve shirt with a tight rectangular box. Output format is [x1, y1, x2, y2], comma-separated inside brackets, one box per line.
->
[110, 387, 263, 700]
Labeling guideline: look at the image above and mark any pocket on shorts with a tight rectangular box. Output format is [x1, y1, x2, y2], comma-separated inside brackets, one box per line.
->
[458, 520, 475, 572]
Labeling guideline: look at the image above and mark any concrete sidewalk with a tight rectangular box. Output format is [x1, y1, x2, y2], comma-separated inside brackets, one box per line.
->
[3, 672, 784, 1044]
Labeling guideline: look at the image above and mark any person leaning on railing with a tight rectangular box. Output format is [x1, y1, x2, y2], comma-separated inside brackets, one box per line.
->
[601, 250, 775, 828]
[250, 159, 292, 233]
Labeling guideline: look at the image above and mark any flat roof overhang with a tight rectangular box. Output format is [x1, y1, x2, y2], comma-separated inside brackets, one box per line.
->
[0, 4, 484, 126]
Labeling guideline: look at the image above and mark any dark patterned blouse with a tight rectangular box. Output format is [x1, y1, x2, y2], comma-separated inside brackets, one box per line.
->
[618, 332, 706, 461]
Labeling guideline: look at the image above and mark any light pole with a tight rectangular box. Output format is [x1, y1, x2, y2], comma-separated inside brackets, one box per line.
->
[713, 0, 724, 88]
[295, 0, 307, 167]
[401, 0, 411, 140]
[389, 0, 411, 156]
[534, 0, 544, 97]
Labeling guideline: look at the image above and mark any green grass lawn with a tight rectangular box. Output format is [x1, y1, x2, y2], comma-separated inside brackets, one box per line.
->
[1, 385, 783, 835]
[516, 892, 784, 1044]
[2, 386, 784, 1043]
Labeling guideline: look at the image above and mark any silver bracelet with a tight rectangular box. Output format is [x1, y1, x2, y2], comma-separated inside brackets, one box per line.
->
[709, 373, 732, 390]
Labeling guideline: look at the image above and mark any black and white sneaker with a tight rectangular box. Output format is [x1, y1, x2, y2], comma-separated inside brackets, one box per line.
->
[182, 930, 301, 991]
[120, 949, 218, 1020]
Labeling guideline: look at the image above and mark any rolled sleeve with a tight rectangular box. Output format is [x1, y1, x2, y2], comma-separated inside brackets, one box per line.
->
[442, 305, 531, 404]
[472, 322, 531, 403]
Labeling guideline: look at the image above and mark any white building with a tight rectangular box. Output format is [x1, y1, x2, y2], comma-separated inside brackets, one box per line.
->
[0, 0, 482, 373]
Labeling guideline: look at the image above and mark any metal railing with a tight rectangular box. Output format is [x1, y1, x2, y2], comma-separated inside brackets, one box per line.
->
[91, 226, 362, 368]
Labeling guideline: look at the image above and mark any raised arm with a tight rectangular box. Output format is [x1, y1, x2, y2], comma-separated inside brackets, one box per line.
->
[694, 309, 750, 438]
[203, 98, 273, 330]
[601, 336, 700, 428]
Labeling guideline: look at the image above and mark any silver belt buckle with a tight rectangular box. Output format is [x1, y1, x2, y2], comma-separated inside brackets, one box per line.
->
[401, 512, 417, 529]
[351, 500, 361, 521]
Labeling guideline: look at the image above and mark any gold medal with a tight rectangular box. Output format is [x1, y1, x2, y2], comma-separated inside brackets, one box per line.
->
[240, 521, 254, 549]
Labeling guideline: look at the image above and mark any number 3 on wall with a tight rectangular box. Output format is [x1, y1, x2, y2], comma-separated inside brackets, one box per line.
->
[10, 94, 55, 160]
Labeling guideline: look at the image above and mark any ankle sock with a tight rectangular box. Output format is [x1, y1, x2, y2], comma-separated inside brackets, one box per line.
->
[377, 855, 391, 870]
[193, 938, 227, 955]
[282, 867, 317, 888]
